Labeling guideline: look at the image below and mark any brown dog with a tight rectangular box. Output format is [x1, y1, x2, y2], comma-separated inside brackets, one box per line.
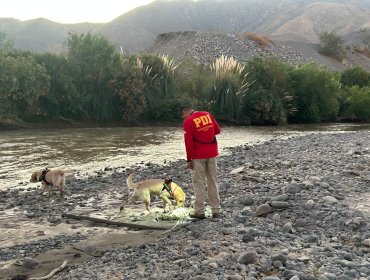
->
[30, 168, 67, 197]
[120, 173, 186, 212]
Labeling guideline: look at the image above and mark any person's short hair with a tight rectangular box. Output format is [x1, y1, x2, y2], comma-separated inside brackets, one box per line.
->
[179, 105, 193, 116]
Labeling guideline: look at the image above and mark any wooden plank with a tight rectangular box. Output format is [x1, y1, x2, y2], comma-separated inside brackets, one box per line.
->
[61, 213, 173, 230]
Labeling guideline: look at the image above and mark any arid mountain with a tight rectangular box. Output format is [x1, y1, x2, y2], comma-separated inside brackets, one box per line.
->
[269, 2, 370, 43]
[100, 0, 370, 52]
[0, 18, 101, 53]
[1, 0, 370, 53]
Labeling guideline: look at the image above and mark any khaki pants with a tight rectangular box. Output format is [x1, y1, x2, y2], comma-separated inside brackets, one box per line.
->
[191, 157, 220, 215]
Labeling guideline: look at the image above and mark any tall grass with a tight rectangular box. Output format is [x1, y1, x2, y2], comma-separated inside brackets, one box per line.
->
[159, 54, 179, 75]
[210, 55, 244, 79]
[209, 55, 252, 121]
[135, 57, 152, 77]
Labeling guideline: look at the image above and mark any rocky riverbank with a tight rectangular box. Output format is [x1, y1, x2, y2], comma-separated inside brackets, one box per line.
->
[1, 131, 370, 280]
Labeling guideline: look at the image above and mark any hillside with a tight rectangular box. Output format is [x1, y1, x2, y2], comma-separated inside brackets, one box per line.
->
[146, 31, 308, 64]
[0, 18, 101, 53]
[2, 0, 370, 54]
[1, 0, 370, 71]
[270, 2, 370, 43]
[102, 0, 370, 53]
[145, 31, 370, 71]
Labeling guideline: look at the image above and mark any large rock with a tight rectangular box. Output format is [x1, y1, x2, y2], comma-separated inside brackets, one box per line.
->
[270, 201, 289, 208]
[255, 204, 272, 216]
[285, 184, 300, 194]
[237, 251, 258, 265]
[322, 196, 338, 204]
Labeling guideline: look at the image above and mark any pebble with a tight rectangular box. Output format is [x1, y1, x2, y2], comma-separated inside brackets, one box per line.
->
[2, 131, 370, 280]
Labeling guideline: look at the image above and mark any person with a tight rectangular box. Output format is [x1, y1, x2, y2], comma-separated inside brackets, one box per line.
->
[179, 105, 221, 219]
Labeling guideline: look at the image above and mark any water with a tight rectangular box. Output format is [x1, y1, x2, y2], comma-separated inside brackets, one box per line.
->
[0, 123, 369, 190]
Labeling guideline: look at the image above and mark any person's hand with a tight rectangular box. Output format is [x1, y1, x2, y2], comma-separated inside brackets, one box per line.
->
[187, 161, 194, 169]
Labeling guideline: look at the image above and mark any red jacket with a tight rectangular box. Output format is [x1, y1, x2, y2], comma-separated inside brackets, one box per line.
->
[183, 111, 221, 161]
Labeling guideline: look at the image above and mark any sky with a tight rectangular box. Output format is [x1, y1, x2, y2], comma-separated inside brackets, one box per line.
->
[0, 0, 156, 24]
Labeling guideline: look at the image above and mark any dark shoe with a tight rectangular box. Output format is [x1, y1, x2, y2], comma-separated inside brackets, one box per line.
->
[212, 213, 220, 218]
[189, 213, 206, 219]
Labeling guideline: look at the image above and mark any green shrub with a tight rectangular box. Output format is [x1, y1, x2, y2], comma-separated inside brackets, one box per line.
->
[341, 66, 370, 88]
[360, 29, 370, 49]
[318, 31, 345, 59]
[139, 54, 179, 120]
[243, 87, 287, 125]
[175, 60, 212, 110]
[341, 86, 370, 121]
[109, 57, 147, 123]
[290, 63, 340, 123]
[0, 52, 50, 120]
[242, 57, 294, 124]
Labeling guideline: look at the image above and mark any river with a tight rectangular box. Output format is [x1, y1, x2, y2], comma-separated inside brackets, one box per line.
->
[1, 123, 369, 190]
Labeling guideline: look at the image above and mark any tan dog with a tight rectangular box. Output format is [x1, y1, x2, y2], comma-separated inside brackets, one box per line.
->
[162, 178, 186, 208]
[30, 168, 68, 197]
[120, 173, 186, 212]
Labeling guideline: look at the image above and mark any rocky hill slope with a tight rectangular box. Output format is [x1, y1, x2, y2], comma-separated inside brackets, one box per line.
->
[146, 31, 308, 66]
[146, 31, 370, 71]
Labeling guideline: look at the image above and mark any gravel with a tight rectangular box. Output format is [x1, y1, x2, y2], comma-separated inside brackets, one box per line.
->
[146, 31, 312, 66]
[2, 131, 370, 279]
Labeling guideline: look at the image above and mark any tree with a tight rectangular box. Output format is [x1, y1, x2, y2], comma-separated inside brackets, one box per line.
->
[318, 31, 345, 59]
[340, 66, 370, 88]
[32, 52, 86, 120]
[242, 57, 294, 125]
[341, 86, 370, 121]
[0, 32, 14, 52]
[0, 52, 50, 120]
[243, 87, 287, 125]
[290, 62, 341, 123]
[67, 32, 119, 122]
[109, 56, 147, 123]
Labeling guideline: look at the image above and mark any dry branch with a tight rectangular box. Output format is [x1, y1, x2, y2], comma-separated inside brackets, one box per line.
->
[29, 260, 68, 280]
